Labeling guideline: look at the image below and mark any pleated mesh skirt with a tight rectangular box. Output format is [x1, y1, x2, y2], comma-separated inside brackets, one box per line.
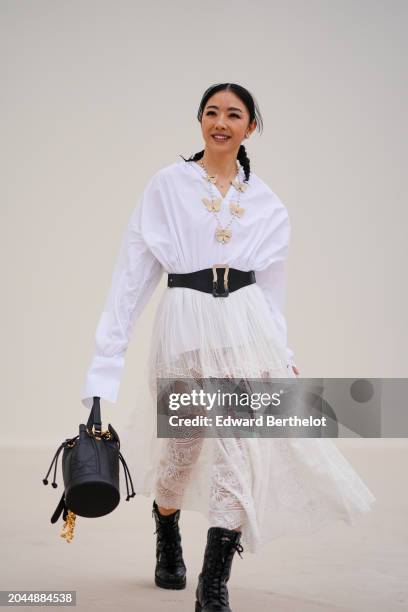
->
[123, 283, 376, 553]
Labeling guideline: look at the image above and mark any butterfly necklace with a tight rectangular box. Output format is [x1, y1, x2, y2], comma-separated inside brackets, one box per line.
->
[197, 159, 248, 244]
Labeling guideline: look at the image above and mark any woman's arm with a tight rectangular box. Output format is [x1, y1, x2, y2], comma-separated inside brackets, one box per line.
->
[255, 189, 299, 375]
[256, 256, 298, 374]
[80, 174, 164, 409]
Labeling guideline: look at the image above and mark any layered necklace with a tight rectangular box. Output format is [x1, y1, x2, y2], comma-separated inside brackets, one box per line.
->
[197, 158, 248, 244]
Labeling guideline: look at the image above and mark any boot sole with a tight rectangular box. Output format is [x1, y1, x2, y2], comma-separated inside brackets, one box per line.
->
[154, 574, 186, 590]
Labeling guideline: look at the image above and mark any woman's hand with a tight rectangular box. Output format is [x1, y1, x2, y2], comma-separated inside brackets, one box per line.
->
[292, 365, 300, 376]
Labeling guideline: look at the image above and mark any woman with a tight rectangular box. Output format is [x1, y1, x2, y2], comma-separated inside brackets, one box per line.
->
[81, 83, 376, 612]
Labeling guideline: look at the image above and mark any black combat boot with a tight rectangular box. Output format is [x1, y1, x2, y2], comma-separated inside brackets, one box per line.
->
[152, 499, 187, 589]
[195, 526, 244, 612]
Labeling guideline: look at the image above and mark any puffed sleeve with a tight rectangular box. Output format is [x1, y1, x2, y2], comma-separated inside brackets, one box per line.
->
[80, 172, 165, 409]
[255, 198, 297, 371]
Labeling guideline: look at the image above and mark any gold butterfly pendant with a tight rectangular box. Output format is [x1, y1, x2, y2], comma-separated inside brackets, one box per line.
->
[231, 178, 247, 193]
[229, 201, 245, 218]
[202, 197, 222, 212]
[215, 228, 232, 243]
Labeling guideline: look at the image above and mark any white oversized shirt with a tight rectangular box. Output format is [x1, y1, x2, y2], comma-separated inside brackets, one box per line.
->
[81, 160, 296, 409]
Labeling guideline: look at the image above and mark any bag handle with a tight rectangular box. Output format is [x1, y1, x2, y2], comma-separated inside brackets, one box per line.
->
[86, 396, 102, 434]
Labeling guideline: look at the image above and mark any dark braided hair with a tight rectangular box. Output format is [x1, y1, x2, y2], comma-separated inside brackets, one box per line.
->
[179, 83, 263, 183]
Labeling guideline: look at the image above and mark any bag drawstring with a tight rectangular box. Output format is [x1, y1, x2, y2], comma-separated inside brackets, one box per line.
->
[42, 442, 65, 488]
[42, 436, 79, 488]
[119, 451, 136, 500]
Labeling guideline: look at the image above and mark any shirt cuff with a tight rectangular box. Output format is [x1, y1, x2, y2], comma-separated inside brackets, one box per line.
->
[80, 353, 125, 409]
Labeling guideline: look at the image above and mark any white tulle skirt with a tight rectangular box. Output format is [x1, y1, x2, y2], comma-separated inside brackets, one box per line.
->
[122, 284, 377, 553]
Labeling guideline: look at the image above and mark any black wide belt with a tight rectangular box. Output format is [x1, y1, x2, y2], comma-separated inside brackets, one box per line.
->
[167, 265, 256, 298]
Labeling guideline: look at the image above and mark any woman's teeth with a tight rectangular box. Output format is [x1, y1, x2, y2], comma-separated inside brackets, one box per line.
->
[213, 135, 230, 141]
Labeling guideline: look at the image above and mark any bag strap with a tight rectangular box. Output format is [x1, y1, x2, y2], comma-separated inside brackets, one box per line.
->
[86, 396, 102, 434]
[50, 491, 66, 524]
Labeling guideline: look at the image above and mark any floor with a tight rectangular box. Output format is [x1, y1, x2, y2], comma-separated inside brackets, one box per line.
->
[1, 440, 407, 611]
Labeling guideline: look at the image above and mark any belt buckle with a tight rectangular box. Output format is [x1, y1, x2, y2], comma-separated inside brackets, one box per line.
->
[212, 264, 229, 297]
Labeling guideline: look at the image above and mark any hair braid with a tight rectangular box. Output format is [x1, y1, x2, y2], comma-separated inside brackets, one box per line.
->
[188, 149, 205, 162]
[237, 144, 250, 182]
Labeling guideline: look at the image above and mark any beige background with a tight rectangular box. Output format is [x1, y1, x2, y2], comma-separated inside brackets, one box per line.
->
[2, 0, 407, 444]
[1, 1, 407, 610]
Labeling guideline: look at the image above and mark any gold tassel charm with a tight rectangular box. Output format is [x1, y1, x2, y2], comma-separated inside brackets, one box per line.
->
[202, 197, 222, 212]
[215, 228, 232, 243]
[60, 510, 76, 543]
[229, 202, 245, 218]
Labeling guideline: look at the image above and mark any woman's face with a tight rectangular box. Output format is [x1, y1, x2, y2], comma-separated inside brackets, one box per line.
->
[200, 90, 256, 155]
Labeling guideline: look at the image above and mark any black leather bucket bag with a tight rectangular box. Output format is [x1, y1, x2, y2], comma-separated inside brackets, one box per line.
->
[42, 397, 135, 541]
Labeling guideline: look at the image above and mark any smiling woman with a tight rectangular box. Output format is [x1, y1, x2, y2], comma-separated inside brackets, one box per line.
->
[81, 82, 376, 612]
[181, 85, 260, 193]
